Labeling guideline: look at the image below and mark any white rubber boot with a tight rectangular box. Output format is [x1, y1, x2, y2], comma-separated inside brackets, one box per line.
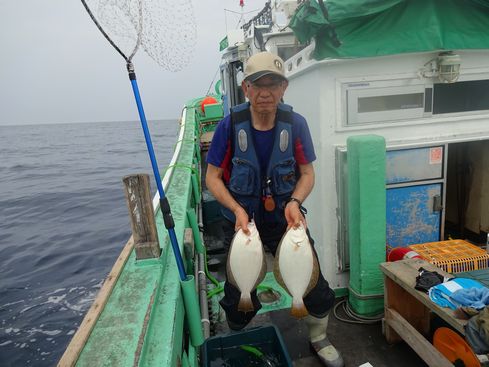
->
[304, 314, 344, 367]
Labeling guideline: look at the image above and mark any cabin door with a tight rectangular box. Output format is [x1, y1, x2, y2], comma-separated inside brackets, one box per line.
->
[386, 146, 446, 248]
[386, 183, 442, 248]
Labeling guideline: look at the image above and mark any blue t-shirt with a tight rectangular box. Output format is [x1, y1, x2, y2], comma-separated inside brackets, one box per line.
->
[206, 109, 316, 183]
[252, 126, 275, 176]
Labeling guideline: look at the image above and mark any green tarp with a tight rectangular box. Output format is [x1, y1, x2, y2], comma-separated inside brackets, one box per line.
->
[290, 0, 489, 60]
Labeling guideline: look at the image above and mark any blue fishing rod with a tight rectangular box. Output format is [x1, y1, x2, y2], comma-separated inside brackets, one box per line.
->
[127, 62, 186, 281]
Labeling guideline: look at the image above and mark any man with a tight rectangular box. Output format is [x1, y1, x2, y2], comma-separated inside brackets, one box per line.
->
[205, 51, 344, 367]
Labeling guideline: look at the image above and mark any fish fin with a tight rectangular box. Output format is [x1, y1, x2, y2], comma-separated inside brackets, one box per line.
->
[273, 241, 291, 295]
[238, 293, 254, 313]
[227, 271, 238, 290]
[290, 298, 309, 319]
[250, 243, 267, 292]
[273, 268, 290, 296]
[259, 245, 268, 282]
[226, 245, 239, 289]
[305, 245, 320, 297]
[273, 243, 281, 281]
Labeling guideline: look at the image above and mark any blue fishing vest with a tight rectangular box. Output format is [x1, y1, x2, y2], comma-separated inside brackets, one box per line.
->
[222, 102, 297, 226]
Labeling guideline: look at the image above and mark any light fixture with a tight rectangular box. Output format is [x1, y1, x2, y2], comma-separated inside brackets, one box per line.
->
[437, 51, 461, 83]
[418, 51, 462, 83]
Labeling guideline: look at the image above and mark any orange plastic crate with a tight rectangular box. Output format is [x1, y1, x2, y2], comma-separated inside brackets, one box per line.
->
[408, 240, 489, 273]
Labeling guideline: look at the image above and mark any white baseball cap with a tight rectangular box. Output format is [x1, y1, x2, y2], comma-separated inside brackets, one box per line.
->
[243, 51, 287, 82]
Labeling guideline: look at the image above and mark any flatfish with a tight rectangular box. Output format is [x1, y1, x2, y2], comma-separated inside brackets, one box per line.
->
[227, 221, 267, 312]
[274, 223, 319, 318]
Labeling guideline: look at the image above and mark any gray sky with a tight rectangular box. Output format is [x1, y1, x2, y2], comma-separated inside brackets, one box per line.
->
[0, 0, 264, 126]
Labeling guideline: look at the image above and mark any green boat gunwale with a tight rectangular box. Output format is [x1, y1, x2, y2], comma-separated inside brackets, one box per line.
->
[59, 102, 210, 367]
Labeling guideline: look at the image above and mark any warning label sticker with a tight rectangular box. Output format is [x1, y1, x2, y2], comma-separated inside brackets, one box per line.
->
[430, 147, 443, 165]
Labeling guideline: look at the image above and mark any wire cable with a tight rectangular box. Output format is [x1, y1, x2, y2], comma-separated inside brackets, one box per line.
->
[333, 298, 384, 325]
[206, 67, 221, 96]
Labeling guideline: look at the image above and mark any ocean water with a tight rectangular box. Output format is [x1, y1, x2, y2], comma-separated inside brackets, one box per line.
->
[0, 120, 179, 366]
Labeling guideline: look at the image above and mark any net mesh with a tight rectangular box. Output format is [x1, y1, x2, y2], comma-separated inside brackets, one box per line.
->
[84, 0, 196, 71]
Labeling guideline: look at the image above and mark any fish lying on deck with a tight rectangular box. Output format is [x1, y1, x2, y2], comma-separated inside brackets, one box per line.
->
[227, 221, 266, 312]
[274, 223, 319, 318]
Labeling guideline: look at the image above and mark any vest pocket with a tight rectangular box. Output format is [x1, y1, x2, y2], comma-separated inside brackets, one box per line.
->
[272, 158, 297, 195]
[229, 158, 256, 195]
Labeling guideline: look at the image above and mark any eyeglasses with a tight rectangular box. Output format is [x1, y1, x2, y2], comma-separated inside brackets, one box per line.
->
[248, 81, 284, 92]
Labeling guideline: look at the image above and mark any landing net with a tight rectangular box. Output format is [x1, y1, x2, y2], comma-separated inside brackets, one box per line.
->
[82, 0, 196, 71]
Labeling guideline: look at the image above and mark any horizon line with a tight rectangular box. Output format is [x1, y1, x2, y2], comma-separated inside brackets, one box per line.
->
[0, 118, 180, 128]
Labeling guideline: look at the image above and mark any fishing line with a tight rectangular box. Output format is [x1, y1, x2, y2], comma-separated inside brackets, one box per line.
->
[205, 67, 221, 96]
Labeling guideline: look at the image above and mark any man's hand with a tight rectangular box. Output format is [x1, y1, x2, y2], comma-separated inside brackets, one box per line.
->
[206, 164, 251, 235]
[285, 200, 306, 230]
[234, 206, 250, 235]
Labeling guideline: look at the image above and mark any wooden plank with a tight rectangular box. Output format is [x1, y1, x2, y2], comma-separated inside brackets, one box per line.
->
[380, 259, 467, 334]
[384, 276, 430, 343]
[123, 174, 161, 259]
[383, 270, 401, 344]
[385, 308, 453, 367]
[57, 236, 135, 367]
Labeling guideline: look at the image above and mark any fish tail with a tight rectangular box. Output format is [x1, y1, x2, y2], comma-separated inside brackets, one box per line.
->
[238, 293, 254, 313]
[290, 298, 309, 319]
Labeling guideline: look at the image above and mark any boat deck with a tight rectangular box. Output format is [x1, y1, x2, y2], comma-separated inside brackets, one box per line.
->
[212, 302, 429, 367]
[203, 219, 429, 367]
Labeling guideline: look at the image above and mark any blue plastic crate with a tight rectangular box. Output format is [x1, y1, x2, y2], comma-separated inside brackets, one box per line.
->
[202, 325, 292, 367]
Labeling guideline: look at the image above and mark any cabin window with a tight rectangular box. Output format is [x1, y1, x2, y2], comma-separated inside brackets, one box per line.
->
[433, 79, 489, 114]
[343, 78, 489, 126]
[358, 93, 424, 113]
[345, 84, 428, 125]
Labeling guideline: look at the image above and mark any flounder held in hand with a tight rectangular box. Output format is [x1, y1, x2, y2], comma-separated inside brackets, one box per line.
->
[227, 221, 266, 313]
[274, 223, 319, 318]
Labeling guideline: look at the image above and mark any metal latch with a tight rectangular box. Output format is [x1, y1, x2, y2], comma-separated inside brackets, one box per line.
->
[433, 194, 443, 212]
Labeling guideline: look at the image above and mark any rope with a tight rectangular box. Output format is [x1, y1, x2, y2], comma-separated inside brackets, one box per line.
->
[162, 163, 201, 197]
[162, 163, 198, 177]
[163, 163, 201, 194]
[173, 138, 197, 151]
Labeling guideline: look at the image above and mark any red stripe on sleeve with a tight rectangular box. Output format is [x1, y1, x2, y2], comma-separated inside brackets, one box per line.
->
[221, 139, 233, 183]
[294, 137, 308, 165]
